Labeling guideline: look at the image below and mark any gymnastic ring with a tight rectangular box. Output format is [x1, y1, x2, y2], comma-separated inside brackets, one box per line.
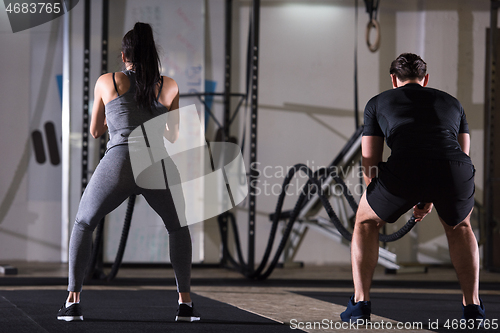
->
[365, 18, 380, 52]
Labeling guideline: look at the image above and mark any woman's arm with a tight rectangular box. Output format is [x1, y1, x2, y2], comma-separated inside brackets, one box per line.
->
[162, 78, 180, 143]
[164, 92, 180, 143]
[361, 136, 384, 185]
[90, 75, 109, 138]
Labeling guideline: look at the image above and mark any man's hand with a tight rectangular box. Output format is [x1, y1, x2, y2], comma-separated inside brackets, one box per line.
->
[413, 202, 433, 222]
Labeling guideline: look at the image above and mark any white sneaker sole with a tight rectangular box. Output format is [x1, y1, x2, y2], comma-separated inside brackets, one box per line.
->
[175, 316, 200, 322]
[57, 315, 84, 321]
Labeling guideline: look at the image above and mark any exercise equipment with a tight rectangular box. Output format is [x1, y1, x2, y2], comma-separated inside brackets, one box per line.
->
[484, 0, 500, 272]
[364, 0, 381, 52]
[219, 127, 423, 279]
[0, 265, 17, 275]
[85, 0, 257, 280]
[82, 0, 418, 281]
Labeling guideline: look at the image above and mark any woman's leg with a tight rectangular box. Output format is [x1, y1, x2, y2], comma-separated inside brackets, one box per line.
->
[142, 185, 192, 301]
[168, 227, 192, 302]
[68, 148, 135, 295]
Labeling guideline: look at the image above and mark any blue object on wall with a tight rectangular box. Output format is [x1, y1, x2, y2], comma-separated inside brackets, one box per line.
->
[204, 80, 217, 130]
[56, 74, 63, 107]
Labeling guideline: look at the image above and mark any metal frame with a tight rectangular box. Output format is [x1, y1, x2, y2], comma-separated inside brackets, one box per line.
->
[484, 0, 500, 271]
[79, 0, 260, 270]
[178, 0, 260, 270]
[247, 0, 260, 273]
[81, 0, 91, 195]
[61, 1, 71, 263]
[279, 130, 401, 271]
[218, 0, 233, 267]
[223, 0, 233, 142]
[99, 0, 109, 157]
[81, 0, 110, 275]
[80, 0, 109, 196]
[92, 0, 110, 274]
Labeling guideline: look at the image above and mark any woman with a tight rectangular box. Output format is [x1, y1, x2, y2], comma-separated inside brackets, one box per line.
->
[57, 22, 199, 322]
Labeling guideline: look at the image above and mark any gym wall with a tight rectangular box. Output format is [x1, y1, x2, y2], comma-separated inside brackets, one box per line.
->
[0, 0, 492, 266]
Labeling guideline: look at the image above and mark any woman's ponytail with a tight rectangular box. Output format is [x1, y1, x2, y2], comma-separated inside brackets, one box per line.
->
[122, 22, 161, 111]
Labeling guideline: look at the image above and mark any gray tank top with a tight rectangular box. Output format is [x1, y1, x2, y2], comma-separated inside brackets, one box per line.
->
[105, 70, 167, 151]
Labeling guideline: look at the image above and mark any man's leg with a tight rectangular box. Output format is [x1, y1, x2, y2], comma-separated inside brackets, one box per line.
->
[352, 192, 386, 302]
[440, 210, 480, 306]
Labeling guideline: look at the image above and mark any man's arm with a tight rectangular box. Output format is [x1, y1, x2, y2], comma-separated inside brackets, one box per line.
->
[458, 133, 470, 156]
[361, 136, 384, 185]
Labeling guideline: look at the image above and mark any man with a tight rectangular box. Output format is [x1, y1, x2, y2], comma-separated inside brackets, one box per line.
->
[340, 53, 484, 324]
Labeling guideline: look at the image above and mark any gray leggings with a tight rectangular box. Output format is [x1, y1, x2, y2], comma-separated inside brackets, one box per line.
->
[68, 145, 191, 293]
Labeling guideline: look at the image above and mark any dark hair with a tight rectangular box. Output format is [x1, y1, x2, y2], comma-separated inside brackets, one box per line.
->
[122, 22, 161, 111]
[389, 53, 427, 81]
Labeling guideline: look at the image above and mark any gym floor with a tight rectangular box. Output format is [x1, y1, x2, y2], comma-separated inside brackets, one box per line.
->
[1, 262, 499, 332]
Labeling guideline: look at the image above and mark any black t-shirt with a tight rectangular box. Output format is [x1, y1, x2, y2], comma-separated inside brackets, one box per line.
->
[363, 83, 471, 164]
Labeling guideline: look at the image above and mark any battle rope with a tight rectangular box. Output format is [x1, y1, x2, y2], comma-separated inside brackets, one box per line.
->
[220, 163, 420, 279]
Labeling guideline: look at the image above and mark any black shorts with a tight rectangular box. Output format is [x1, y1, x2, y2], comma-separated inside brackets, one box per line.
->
[366, 159, 475, 226]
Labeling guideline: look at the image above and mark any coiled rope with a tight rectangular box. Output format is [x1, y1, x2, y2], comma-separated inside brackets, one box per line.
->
[220, 163, 419, 279]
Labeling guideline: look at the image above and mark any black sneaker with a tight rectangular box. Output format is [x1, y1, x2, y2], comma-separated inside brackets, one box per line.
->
[340, 294, 371, 323]
[57, 303, 83, 321]
[462, 299, 485, 328]
[175, 303, 201, 322]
